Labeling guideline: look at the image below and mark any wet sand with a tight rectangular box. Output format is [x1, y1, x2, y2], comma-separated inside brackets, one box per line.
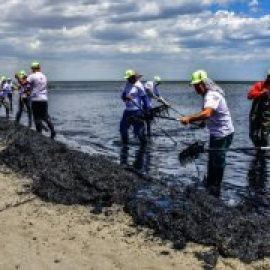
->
[0, 120, 269, 269]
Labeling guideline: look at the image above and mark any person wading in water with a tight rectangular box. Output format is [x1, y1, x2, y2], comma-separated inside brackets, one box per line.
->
[120, 69, 150, 145]
[180, 70, 234, 196]
[144, 75, 163, 138]
[248, 71, 270, 147]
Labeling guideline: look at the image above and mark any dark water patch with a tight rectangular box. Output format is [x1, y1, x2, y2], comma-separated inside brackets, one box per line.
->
[61, 130, 99, 138]
[0, 120, 270, 262]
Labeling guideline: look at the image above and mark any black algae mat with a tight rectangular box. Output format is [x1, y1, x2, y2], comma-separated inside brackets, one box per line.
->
[0, 121, 150, 206]
[0, 120, 270, 264]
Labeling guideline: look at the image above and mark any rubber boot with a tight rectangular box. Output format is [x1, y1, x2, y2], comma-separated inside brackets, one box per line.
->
[138, 134, 147, 146]
[121, 133, 129, 145]
[205, 167, 224, 197]
[146, 119, 151, 138]
[5, 108, 9, 120]
[120, 145, 129, 165]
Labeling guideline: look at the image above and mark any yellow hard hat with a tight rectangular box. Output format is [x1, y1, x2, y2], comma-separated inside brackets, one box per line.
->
[124, 69, 136, 79]
[31, 61, 40, 69]
[190, 70, 208, 84]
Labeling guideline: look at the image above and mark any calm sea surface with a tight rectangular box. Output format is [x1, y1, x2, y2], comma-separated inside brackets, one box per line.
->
[10, 81, 270, 206]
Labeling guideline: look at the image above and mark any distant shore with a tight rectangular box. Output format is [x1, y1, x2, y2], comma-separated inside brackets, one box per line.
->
[48, 80, 256, 84]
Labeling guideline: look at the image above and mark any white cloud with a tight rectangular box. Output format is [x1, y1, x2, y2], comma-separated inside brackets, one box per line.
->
[142, 29, 158, 39]
[29, 39, 42, 50]
[62, 25, 91, 38]
[138, 2, 160, 16]
[249, 0, 259, 12]
[0, 0, 269, 80]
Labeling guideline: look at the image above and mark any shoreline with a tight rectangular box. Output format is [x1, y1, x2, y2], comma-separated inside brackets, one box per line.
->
[0, 119, 269, 269]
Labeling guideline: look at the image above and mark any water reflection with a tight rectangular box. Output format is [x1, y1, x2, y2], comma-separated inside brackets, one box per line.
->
[120, 145, 151, 174]
[247, 150, 267, 194]
[243, 150, 270, 213]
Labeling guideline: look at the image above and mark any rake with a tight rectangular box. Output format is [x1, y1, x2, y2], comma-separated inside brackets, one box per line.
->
[179, 141, 270, 166]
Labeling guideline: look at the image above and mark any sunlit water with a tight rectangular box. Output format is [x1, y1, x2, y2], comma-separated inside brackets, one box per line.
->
[9, 81, 270, 208]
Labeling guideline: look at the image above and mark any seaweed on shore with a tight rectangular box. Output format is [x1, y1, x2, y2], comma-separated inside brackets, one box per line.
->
[127, 185, 270, 263]
[0, 120, 149, 206]
[0, 120, 270, 263]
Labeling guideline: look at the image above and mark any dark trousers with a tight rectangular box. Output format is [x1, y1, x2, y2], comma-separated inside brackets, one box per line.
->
[249, 115, 270, 147]
[7, 93, 12, 111]
[146, 118, 151, 137]
[120, 110, 146, 145]
[249, 98, 270, 147]
[31, 101, 55, 138]
[206, 133, 234, 188]
[16, 97, 32, 127]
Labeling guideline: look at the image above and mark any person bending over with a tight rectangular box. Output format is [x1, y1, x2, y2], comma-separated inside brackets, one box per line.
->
[180, 70, 234, 196]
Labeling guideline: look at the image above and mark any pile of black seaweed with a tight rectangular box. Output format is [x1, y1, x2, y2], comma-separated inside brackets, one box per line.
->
[127, 185, 270, 263]
[0, 120, 270, 264]
[0, 120, 150, 206]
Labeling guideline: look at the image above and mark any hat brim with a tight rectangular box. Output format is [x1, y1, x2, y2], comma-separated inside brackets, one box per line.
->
[125, 74, 142, 79]
[31, 64, 40, 69]
[190, 80, 202, 85]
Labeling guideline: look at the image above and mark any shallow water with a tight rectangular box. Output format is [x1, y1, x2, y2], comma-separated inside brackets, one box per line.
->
[10, 81, 270, 207]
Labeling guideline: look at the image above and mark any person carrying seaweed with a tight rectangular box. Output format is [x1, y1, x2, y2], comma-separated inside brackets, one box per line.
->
[120, 69, 150, 145]
[180, 70, 234, 195]
[248, 71, 270, 147]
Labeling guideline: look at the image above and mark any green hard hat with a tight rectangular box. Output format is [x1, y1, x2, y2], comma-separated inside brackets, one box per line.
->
[31, 61, 40, 69]
[190, 70, 208, 85]
[124, 69, 136, 79]
[1, 76, 7, 81]
[19, 70, 27, 77]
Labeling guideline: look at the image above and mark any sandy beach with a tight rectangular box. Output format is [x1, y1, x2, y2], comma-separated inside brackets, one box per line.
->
[0, 165, 269, 270]
[1, 159, 270, 269]
[0, 163, 204, 270]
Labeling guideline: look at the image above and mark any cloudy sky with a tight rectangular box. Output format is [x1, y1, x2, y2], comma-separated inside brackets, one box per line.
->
[0, 0, 270, 80]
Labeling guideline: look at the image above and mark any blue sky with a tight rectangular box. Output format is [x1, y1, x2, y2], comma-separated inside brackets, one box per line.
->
[0, 0, 269, 81]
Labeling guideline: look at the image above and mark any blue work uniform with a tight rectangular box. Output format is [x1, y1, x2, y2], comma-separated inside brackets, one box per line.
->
[120, 80, 150, 144]
[0, 81, 10, 119]
[3, 81, 13, 111]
